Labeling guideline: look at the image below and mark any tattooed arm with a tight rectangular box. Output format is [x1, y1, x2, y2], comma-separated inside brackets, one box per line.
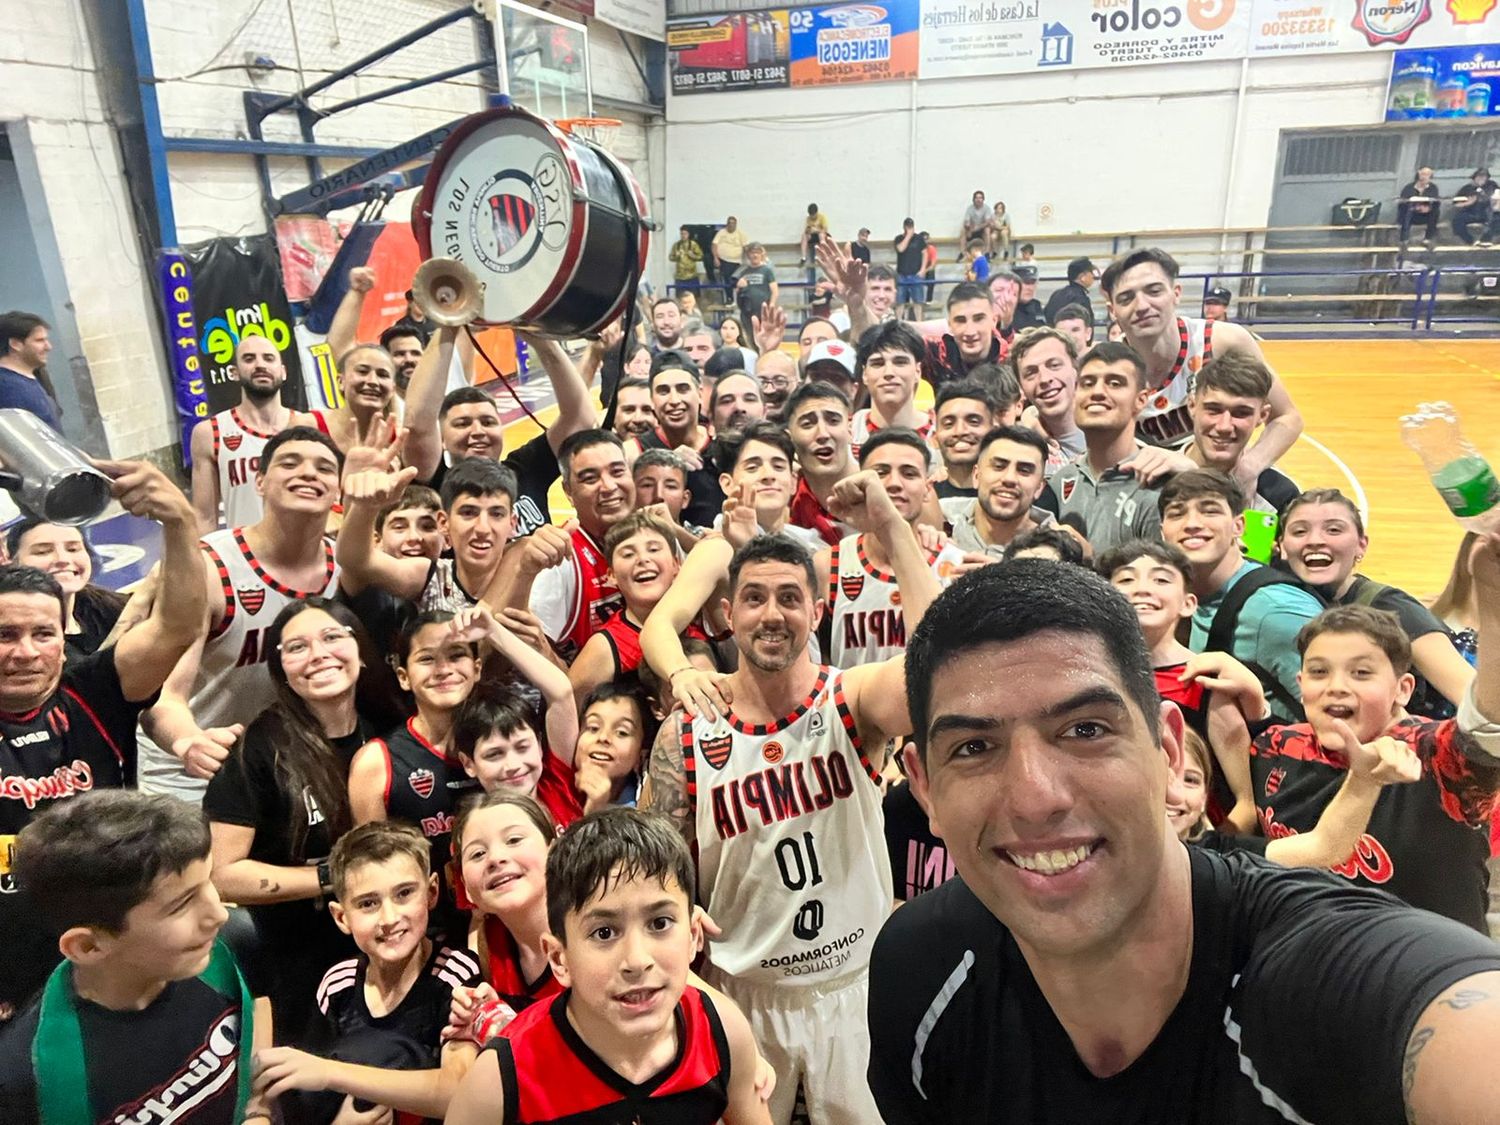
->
[1401, 971, 1500, 1124]
[642, 716, 695, 851]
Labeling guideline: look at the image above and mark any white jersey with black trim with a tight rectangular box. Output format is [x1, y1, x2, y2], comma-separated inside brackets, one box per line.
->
[1136, 316, 1215, 449]
[827, 533, 965, 668]
[683, 666, 891, 987]
[136, 527, 340, 801]
[209, 408, 276, 529]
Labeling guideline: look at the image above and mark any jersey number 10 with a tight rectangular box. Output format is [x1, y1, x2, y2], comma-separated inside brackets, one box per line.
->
[776, 831, 823, 891]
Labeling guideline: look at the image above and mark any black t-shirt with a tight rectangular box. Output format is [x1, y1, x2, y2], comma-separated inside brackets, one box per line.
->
[0, 971, 253, 1124]
[932, 479, 976, 502]
[1252, 466, 1299, 514]
[734, 263, 777, 314]
[894, 232, 927, 276]
[1337, 575, 1456, 718]
[0, 649, 152, 1009]
[424, 431, 560, 538]
[1251, 717, 1498, 930]
[1044, 281, 1093, 323]
[869, 847, 1500, 1124]
[884, 782, 955, 901]
[314, 942, 484, 1059]
[1013, 298, 1047, 332]
[1190, 829, 1269, 857]
[637, 428, 725, 528]
[851, 242, 872, 264]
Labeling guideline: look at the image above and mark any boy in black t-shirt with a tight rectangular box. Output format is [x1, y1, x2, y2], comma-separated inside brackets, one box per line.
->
[252, 822, 483, 1122]
[0, 791, 271, 1125]
[445, 809, 769, 1125]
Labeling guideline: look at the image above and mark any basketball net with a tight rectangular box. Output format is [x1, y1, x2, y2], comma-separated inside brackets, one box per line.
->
[554, 116, 622, 153]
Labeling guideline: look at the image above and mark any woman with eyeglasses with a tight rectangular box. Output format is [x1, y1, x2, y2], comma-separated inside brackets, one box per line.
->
[204, 596, 378, 1042]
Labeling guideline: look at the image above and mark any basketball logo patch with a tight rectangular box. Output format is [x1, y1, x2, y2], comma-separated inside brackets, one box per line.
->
[763, 740, 784, 765]
[409, 769, 436, 799]
[1061, 479, 1076, 503]
[486, 193, 536, 255]
[840, 573, 865, 601]
[700, 734, 732, 771]
[223, 433, 243, 452]
[236, 585, 266, 615]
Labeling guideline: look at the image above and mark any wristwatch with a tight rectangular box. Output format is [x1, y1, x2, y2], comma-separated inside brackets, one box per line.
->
[316, 860, 334, 905]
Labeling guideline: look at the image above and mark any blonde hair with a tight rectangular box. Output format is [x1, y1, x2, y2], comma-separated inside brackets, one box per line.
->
[1427, 531, 1479, 627]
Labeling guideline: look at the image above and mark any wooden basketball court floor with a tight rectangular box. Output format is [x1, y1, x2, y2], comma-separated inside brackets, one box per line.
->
[510, 336, 1500, 599]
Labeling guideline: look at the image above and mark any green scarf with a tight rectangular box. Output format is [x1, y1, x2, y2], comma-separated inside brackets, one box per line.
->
[32, 939, 255, 1124]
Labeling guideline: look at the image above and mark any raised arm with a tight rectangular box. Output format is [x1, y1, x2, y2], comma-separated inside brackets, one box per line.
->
[817, 240, 870, 344]
[326, 266, 375, 362]
[100, 460, 210, 702]
[640, 536, 735, 719]
[1215, 322, 1303, 482]
[1180, 651, 1269, 836]
[516, 333, 597, 453]
[188, 419, 221, 534]
[334, 464, 427, 599]
[402, 326, 460, 482]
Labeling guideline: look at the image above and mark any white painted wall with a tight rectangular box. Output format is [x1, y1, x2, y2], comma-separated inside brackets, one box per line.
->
[662, 52, 1391, 257]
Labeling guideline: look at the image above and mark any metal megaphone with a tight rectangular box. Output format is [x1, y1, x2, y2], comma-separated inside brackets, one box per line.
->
[411, 257, 484, 327]
[0, 408, 112, 525]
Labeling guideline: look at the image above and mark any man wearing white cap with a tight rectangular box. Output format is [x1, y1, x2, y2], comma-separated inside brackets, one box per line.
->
[803, 338, 859, 403]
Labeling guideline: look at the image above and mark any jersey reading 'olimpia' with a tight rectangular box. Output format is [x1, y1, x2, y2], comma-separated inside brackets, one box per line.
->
[827, 534, 965, 668]
[1136, 316, 1214, 449]
[683, 667, 891, 986]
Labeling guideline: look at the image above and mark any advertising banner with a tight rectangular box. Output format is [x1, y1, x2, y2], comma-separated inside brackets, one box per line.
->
[667, 11, 792, 93]
[1248, 0, 1497, 57]
[181, 235, 306, 416]
[154, 251, 208, 464]
[1386, 41, 1499, 119]
[789, 0, 920, 85]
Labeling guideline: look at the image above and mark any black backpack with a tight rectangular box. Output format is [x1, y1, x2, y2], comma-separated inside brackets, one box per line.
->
[1205, 566, 1326, 722]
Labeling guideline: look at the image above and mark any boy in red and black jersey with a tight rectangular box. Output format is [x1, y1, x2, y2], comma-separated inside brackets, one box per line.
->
[1250, 589, 1500, 932]
[445, 808, 768, 1125]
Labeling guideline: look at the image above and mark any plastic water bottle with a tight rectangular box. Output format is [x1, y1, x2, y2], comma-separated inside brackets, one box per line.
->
[1400, 402, 1500, 533]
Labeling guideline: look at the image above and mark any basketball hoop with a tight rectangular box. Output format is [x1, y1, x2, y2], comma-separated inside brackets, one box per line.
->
[555, 116, 622, 153]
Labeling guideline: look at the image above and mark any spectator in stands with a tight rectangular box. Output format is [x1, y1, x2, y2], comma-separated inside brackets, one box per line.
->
[1203, 286, 1232, 322]
[933, 380, 997, 502]
[1159, 469, 1323, 721]
[894, 219, 928, 318]
[1011, 326, 1085, 472]
[989, 200, 1012, 260]
[964, 241, 991, 283]
[803, 338, 859, 403]
[649, 297, 683, 353]
[1045, 342, 1174, 552]
[679, 320, 718, 373]
[1013, 265, 1046, 331]
[959, 190, 994, 259]
[921, 232, 940, 303]
[1184, 352, 1298, 513]
[708, 371, 765, 441]
[987, 270, 1022, 340]
[851, 227, 872, 264]
[717, 315, 757, 369]
[944, 425, 1055, 557]
[0, 310, 60, 429]
[965, 362, 1023, 424]
[670, 226, 703, 290]
[611, 377, 656, 441]
[731, 244, 777, 328]
[6, 518, 126, 662]
[1052, 302, 1095, 353]
[1278, 490, 1475, 721]
[754, 350, 798, 422]
[784, 381, 856, 547]
[1043, 257, 1098, 324]
[853, 320, 932, 456]
[1452, 168, 1497, 246]
[865, 264, 899, 326]
[1016, 242, 1036, 265]
[922, 282, 1005, 390]
[799, 202, 828, 266]
[1398, 166, 1441, 250]
[1006, 524, 1086, 565]
[711, 215, 748, 285]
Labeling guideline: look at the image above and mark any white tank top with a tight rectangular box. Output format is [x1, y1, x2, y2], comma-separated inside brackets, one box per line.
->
[1136, 316, 1214, 449]
[684, 666, 891, 986]
[208, 408, 330, 528]
[827, 534, 965, 668]
[849, 409, 935, 463]
[136, 527, 340, 801]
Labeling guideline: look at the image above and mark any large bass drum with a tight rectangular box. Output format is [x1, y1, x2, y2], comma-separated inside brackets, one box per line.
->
[413, 104, 650, 336]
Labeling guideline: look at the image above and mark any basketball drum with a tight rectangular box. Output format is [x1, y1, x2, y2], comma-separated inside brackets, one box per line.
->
[413, 104, 650, 336]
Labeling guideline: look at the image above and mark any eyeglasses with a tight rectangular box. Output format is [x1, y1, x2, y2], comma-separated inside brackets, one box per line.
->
[759, 376, 794, 390]
[278, 626, 356, 660]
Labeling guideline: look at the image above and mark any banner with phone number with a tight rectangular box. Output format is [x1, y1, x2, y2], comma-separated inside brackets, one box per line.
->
[789, 0, 920, 86]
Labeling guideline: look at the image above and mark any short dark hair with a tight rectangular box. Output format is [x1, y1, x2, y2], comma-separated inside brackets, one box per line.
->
[1157, 468, 1244, 518]
[784, 380, 851, 419]
[946, 281, 992, 311]
[1101, 248, 1180, 298]
[14, 791, 211, 934]
[440, 386, 500, 421]
[962, 363, 1021, 410]
[1019, 242, 1035, 255]
[1051, 302, 1093, 327]
[1077, 341, 1147, 387]
[867, 264, 897, 284]
[0, 562, 66, 622]
[935, 379, 998, 415]
[260, 425, 344, 477]
[453, 684, 541, 761]
[651, 297, 681, 314]
[1297, 605, 1411, 676]
[374, 483, 442, 535]
[545, 808, 695, 941]
[728, 534, 817, 598]
[580, 682, 655, 760]
[720, 420, 795, 474]
[440, 456, 518, 510]
[855, 319, 924, 373]
[616, 376, 651, 399]
[558, 429, 625, 486]
[976, 423, 1049, 466]
[1008, 526, 1086, 566]
[1095, 539, 1193, 585]
[649, 351, 700, 383]
[859, 426, 932, 471]
[329, 821, 431, 902]
[906, 560, 1160, 761]
[1279, 487, 1366, 540]
[393, 609, 465, 667]
[632, 447, 688, 484]
[0, 310, 47, 353]
[1195, 351, 1273, 401]
[379, 324, 424, 352]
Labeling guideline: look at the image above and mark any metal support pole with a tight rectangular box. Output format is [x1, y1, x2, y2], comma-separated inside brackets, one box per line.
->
[123, 0, 176, 245]
[314, 60, 492, 118]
